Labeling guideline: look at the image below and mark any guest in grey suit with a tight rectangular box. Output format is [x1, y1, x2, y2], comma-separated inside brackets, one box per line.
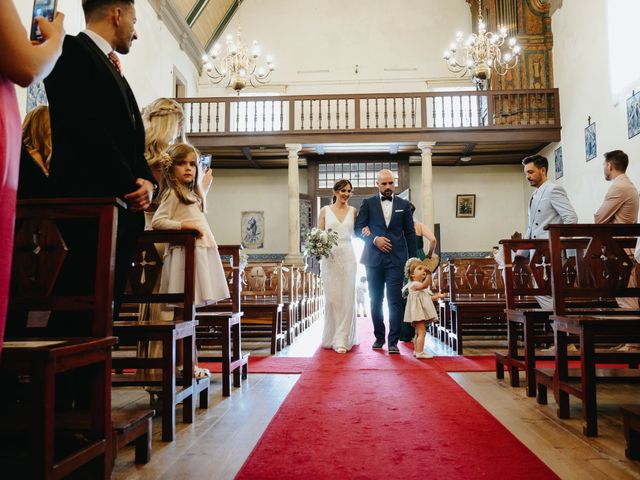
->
[523, 154, 577, 310]
[523, 154, 577, 240]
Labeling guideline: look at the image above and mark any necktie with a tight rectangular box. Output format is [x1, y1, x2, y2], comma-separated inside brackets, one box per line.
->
[108, 51, 122, 75]
[381, 196, 392, 202]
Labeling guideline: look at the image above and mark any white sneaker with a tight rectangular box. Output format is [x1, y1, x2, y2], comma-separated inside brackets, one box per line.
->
[414, 352, 433, 359]
[334, 347, 347, 354]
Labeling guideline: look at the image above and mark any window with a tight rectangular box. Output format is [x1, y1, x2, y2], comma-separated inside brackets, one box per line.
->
[317, 162, 398, 189]
[607, 0, 640, 101]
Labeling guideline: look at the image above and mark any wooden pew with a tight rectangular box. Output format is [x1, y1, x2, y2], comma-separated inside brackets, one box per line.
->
[535, 224, 640, 437]
[196, 245, 249, 397]
[446, 257, 508, 354]
[495, 238, 587, 396]
[0, 198, 119, 478]
[112, 230, 201, 442]
[241, 262, 285, 354]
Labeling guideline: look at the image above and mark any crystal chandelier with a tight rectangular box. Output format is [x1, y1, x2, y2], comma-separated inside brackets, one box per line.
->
[201, 29, 274, 93]
[443, 0, 521, 89]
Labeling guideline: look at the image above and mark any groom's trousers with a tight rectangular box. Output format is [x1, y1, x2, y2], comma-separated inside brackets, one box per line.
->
[366, 256, 405, 346]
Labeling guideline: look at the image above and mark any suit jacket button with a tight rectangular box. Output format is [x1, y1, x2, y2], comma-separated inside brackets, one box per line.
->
[538, 209, 541, 212]
[535, 223, 539, 226]
[533, 235, 537, 238]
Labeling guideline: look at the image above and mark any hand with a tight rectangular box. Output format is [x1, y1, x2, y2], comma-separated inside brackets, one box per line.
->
[361, 226, 372, 237]
[124, 178, 154, 212]
[374, 236, 392, 253]
[201, 168, 213, 191]
[181, 221, 204, 239]
[34, 12, 65, 50]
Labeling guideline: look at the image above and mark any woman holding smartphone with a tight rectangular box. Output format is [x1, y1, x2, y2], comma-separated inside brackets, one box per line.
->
[0, 2, 64, 352]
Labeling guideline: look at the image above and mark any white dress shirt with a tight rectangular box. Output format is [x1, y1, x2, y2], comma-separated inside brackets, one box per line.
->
[81, 29, 113, 57]
[380, 193, 393, 226]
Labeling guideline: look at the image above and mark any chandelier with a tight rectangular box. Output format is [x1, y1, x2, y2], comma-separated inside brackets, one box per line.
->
[201, 29, 274, 93]
[443, 0, 521, 89]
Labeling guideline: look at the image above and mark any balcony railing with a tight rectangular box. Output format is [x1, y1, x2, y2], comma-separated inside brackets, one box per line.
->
[176, 89, 559, 136]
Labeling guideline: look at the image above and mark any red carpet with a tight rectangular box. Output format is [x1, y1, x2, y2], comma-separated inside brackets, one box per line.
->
[201, 356, 311, 374]
[235, 318, 559, 479]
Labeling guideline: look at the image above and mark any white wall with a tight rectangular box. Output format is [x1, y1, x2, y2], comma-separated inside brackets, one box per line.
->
[198, 0, 473, 96]
[546, 0, 640, 222]
[409, 165, 529, 253]
[14, 0, 199, 117]
[206, 168, 308, 253]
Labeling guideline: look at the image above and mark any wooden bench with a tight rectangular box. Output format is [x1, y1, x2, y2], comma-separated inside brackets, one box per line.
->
[536, 224, 640, 437]
[1, 198, 122, 478]
[111, 409, 154, 465]
[196, 245, 248, 396]
[446, 258, 507, 354]
[622, 406, 640, 459]
[113, 230, 201, 442]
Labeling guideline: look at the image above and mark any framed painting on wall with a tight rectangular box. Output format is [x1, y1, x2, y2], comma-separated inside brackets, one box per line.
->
[456, 194, 475, 218]
[241, 211, 264, 249]
[627, 90, 640, 139]
[584, 122, 597, 161]
[554, 146, 563, 179]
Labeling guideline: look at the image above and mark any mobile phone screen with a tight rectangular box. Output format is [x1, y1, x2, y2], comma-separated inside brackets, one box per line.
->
[200, 154, 212, 169]
[30, 0, 57, 42]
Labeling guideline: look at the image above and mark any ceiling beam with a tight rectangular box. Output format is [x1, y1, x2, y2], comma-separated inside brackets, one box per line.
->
[241, 146, 261, 169]
[205, 0, 243, 53]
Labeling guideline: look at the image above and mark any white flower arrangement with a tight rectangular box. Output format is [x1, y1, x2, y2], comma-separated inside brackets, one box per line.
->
[303, 227, 339, 261]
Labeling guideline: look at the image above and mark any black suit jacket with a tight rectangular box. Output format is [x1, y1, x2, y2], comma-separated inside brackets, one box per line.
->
[44, 33, 154, 198]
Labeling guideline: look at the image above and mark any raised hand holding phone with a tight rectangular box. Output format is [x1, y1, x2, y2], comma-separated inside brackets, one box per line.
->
[30, 0, 58, 43]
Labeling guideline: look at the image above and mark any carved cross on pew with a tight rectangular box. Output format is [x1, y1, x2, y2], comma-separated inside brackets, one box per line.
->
[137, 249, 157, 285]
[534, 255, 551, 282]
[513, 267, 529, 287]
[597, 244, 630, 281]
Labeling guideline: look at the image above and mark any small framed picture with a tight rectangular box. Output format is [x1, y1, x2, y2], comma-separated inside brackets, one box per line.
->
[585, 122, 597, 162]
[241, 211, 264, 249]
[627, 90, 640, 139]
[554, 146, 563, 179]
[456, 194, 475, 218]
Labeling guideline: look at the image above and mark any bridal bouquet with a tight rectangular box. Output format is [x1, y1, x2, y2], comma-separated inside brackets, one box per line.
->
[303, 228, 339, 261]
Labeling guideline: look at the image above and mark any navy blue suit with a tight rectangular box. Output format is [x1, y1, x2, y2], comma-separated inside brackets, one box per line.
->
[355, 195, 417, 346]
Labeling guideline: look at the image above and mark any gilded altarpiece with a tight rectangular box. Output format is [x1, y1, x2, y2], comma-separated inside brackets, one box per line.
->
[466, 0, 554, 90]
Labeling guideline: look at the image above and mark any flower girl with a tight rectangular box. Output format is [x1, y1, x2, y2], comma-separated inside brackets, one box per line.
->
[152, 143, 229, 307]
[402, 258, 445, 359]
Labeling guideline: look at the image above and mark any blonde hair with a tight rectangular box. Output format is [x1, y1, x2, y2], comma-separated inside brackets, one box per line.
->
[161, 143, 205, 210]
[404, 257, 425, 280]
[22, 105, 52, 172]
[142, 98, 185, 169]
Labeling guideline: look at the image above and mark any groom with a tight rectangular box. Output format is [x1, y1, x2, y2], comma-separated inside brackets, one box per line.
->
[356, 169, 417, 354]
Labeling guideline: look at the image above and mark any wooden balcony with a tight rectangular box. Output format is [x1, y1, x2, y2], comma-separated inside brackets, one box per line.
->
[176, 89, 560, 168]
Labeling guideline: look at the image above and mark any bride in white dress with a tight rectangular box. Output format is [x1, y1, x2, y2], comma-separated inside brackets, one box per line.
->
[318, 179, 359, 353]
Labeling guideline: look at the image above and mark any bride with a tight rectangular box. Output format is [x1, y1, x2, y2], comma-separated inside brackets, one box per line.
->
[318, 179, 359, 353]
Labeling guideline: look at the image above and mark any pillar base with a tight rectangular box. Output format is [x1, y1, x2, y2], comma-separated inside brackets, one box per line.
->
[284, 253, 305, 267]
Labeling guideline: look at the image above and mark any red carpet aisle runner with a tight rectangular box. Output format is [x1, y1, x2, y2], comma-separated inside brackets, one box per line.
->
[235, 318, 559, 480]
[201, 356, 311, 374]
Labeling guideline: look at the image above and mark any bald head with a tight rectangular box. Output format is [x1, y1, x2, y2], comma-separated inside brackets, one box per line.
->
[376, 169, 395, 196]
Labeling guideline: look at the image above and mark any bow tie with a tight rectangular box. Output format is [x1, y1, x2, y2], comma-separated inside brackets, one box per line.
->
[381, 196, 392, 202]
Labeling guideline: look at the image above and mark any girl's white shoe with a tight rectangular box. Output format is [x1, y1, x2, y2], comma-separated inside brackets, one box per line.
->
[334, 347, 347, 354]
[414, 351, 433, 359]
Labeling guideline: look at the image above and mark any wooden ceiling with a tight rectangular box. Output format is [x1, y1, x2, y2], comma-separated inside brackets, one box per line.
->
[196, 140, 548, 169]
[172, 0, 238, 52]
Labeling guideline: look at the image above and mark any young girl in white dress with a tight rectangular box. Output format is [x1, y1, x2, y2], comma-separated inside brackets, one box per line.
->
[152, 143, 230, 307]
[402, 258, 445, 359]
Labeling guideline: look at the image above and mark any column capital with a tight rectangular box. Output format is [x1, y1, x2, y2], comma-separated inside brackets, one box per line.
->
[417, 141, 436, 154]
[285, 144, 302, 156]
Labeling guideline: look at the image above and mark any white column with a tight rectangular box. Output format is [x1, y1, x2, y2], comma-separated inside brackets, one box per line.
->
[418, 141, 436, 232]
[285, 143, 304, 265]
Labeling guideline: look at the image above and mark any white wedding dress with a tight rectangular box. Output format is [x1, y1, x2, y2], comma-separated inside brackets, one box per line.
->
[320, 206, 359, 351]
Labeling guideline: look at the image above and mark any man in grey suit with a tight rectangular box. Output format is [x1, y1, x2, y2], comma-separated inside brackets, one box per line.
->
[523, 154, 578, 309]
[523, 154, 578, 240]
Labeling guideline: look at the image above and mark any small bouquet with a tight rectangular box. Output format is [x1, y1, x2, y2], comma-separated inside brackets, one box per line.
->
[303, 227, 339, 261]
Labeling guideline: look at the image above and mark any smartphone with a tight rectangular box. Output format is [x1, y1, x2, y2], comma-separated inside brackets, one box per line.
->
[200, 154, 212, 170]
[30, 0, 57, 43]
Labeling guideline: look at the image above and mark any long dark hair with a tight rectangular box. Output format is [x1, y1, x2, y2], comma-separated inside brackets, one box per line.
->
[331, 179, 353, 204]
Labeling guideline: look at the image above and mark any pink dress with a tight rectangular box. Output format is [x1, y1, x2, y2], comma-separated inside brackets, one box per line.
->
[0, 77, 21, 354]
